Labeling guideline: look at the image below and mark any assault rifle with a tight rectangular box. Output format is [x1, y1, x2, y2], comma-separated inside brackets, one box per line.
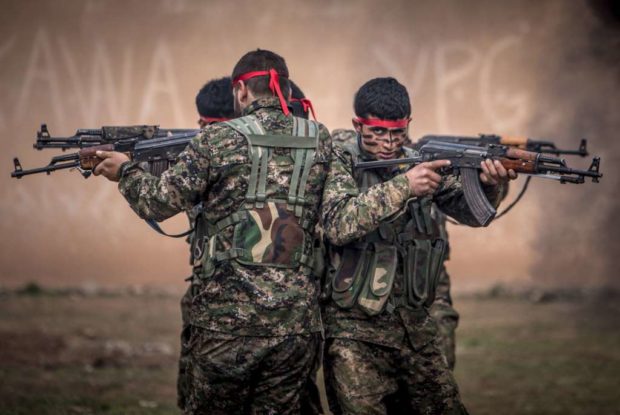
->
[12, 131, 198, 179]
[355, 141, 602, 226]
[33, 123, 199, 151]
[413, 134, 589, 157]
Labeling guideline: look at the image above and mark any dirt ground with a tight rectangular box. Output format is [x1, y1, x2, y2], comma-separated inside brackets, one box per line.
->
[0, 290, 619, 414]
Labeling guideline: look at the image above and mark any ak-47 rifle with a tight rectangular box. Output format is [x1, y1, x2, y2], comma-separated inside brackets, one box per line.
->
[33, 123, 199, 151]
[413, 134, 589, 157]
[355, 140, 602, 226]
[410, 134, 589, 220]
[12, 131, 198, 179]
[12, 132, 201, 238]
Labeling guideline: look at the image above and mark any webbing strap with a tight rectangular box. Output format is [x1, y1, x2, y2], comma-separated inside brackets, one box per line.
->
[246, 146, 262, 203]
[300, 217, 312, 230]
[225, 116, 265, 136]
[214, 248, 246, 262]
[245, 134, 317, 148]
[145, 219, 193, 238]
[298, 252, 313, 267]
[256, 148, 270, 204]
[295, 149, 316, 217]
[288, 148, 305, 205]
[207, 211, 249, 236]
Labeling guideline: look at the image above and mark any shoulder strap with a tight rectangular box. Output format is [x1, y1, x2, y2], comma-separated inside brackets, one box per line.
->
[224, 115, 266, 136]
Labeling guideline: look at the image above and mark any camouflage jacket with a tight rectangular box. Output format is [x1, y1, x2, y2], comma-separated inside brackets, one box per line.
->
[320, 137, 504, 348]
[119, 97, 332, 336]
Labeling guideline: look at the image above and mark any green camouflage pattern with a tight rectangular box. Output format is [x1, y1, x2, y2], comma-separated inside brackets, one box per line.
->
[233, 201, 305, 267]
[331, 128, 357, 145]
[428, 208, 459, 369]
[428, 266, 459, 370]
[319, 139, 504, 414]
[325, 130, 496, 367]
[319, 143, 499, 347]
[119, 97, 332, 337]
[180, 326, 320, 415]
[324, 337, 468, 415]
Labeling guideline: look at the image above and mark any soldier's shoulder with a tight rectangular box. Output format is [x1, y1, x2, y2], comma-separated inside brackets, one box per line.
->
[332, 144, 355, 167]
[191, 122, 249, 164]
[331, 129, 357, 146]
[196, 121, 246, 147]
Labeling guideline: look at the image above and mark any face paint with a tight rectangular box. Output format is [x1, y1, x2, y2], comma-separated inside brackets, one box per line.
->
[355, 117, 411, 160]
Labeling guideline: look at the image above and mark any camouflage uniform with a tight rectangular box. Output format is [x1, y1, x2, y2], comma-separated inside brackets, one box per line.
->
[428, 211, 459, 369]
[331, 129, 460, 370]
[119, 97, 332, 414]
[320, 138, 504, 414]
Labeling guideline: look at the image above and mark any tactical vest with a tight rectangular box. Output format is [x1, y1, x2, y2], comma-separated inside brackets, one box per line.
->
[328, 142, 447, 315]
[190, 114, 324, 277]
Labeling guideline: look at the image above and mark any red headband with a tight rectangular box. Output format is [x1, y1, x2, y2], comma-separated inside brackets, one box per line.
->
[200, 115, 231, 124]
[290, 98, 317, 120]
[233, 69, 290, 116]
[356, 117, 410, 128]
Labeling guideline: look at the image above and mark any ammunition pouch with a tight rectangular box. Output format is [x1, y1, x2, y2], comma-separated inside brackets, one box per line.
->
[327, 189, 447, 315]
[330, 242, 397, 315]
[403, 237, 446, 308]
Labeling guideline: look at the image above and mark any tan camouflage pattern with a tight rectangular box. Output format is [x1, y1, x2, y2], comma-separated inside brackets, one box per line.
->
[180, 326, 320, 415]
[331, 128, 358, 145]
[325, 130, 499, 367]
[319, 137, 505, 414]
[119, 97, 332, 337]
[428, 266, 459, 370]
[233, 201, 305, 267]
[324, 337, 468, 415]
[357, 244, 398, 316]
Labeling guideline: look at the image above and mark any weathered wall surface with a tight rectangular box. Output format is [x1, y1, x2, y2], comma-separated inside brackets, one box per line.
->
[0, 0, 617, 290]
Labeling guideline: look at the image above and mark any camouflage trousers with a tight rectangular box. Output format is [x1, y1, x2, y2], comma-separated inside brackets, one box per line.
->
[178, 324, 320, 415]
[323, 338, 468, 415]
[429, 265, 460, 370]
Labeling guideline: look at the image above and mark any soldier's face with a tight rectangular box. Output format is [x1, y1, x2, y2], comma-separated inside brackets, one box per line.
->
[353, 118, 409, 160]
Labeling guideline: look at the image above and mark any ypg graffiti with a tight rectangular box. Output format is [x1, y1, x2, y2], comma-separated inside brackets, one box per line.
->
[0, 0, 615, 288]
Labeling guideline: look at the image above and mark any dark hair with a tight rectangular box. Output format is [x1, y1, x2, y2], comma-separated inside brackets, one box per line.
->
[289, 80, 308, 118]
[195, 76, 234, 118]
[353, 77, 411, 120]
[231, 49, 290, 98]
[290, 80, 305, 99]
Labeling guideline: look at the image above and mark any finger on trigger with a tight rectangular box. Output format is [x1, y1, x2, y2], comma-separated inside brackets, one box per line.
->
[427, 159, 451, 170]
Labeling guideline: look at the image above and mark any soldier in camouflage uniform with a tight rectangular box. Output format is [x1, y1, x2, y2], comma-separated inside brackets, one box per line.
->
[177, 76, 235, 411]
[320, 77, 516, 414]
[331, 128, 459, 370]
[94, 49, 333, 414]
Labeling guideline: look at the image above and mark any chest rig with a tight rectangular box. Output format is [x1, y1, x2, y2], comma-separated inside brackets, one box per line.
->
[191, 114, 323, 278]
[329, 142, 447, 315]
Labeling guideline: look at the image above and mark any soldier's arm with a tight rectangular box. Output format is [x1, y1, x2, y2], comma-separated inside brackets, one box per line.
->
[118, 133, 211, 222]
[320, 147, 413, 246]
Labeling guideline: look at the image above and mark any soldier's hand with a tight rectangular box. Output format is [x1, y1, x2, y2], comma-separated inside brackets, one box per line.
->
[479, 159, 518, 186]
[404, 160, 450, 197]
[93, 150, 130, 182]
